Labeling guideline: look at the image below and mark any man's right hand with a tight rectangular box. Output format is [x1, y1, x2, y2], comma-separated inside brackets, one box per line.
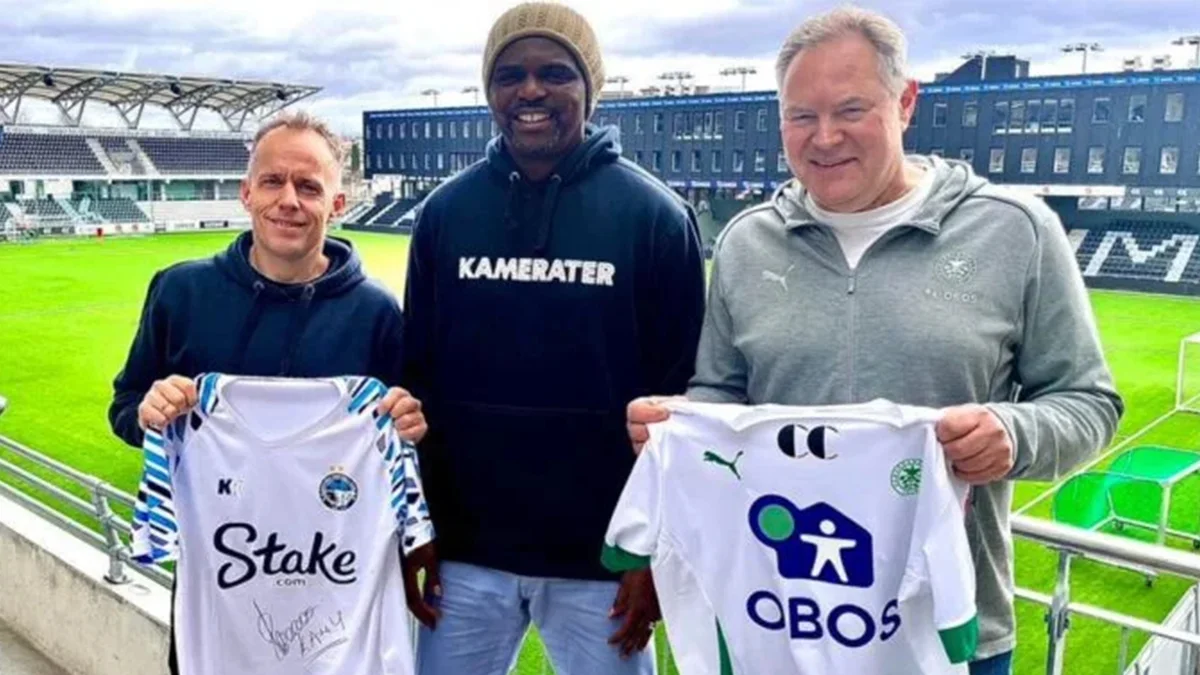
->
[137, 375, 198, 432]
[626, 396, 682, 455]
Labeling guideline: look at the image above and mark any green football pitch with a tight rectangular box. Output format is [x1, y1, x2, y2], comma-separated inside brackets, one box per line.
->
[4, 229, 1200, 674]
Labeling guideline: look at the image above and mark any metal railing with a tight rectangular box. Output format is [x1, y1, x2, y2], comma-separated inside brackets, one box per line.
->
[1011, 513, 1200, 674]
[4, 398, 1200, 674]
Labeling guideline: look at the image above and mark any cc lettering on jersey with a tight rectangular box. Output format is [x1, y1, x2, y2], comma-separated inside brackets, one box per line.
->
[777, 424, 838, 460]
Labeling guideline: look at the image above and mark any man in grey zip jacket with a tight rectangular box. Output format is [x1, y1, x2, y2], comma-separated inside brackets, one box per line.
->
[626, 7, 1122, 674]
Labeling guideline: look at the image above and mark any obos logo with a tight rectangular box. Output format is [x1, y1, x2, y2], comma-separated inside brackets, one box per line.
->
[319, 470, 358, 511]
[746, 496, 901, 648]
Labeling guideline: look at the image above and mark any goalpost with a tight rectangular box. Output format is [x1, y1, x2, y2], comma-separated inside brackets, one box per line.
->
[1175, 332, 1200, 414]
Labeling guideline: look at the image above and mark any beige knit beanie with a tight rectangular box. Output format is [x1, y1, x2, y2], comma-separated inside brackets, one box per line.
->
[482, 2, 605, 118]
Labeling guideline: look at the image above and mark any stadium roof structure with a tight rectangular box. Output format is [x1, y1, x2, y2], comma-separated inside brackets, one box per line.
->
[0, 63, 321, 131]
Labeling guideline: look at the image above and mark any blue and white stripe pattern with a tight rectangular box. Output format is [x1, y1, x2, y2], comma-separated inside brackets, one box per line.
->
[131, 425, 180, 564]
[350, 376, 435, 554]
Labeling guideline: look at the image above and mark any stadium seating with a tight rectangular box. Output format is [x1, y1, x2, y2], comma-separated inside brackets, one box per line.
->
[21, 199, 68, 218]
[96, 136, 148, 175]
[137, 137, 249, 174]
[74, 198, 150, 223]
[0, 132, 105, 175]
[347, 197, 422, 227]
[1073, 220, 1200, 288]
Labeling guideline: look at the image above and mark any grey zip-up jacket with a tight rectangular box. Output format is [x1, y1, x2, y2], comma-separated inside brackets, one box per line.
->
[688, 155, 1124, 659]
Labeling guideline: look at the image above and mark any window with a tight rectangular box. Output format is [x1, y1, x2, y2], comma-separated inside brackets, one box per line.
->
[691, 150, 702, 172]
[1009, 101, 1026, 133]
[1166, 93, 1185, 122]
[424, 153, 431, 170]
[375, 154, 382, 170]
[704, 112, 714, 137]
[1087, 147, 1105, 174]
[734, 110, 746, 132]
[962, 101, 978, 127]
[449, 121, 456, 138]
[376, 123, 383, 138]
[399, 123, 406, 139]
[1161, 146, 1179, 175]
[756, 108, 767, 131]
[388, 153, 394, 169]
[387, 123, 394, 139]
[1020, 147, 1037, 173]
[989, 148, 1004, 173]
[715, 111, 725, 136]
[1092, 97, 1111, 123]
[652, 151, 661, 171]
[733, 150, 745, 172]
[1057, 98, 1075, 133]
[1053, 148, 1070, 174]
[365, 154, 371, 169]
[671, 150, 681, 172]
[413, 122, 420, 138]
[477, 120, 485, 138]
[754, 150, 766, 173]
[365, 125, 372, 140]
[1128, 95, 1147, 122]
[993, 101, 1009, 133]
[633, 150, 643, 165]
[424, 121, 431, 137]
[693, 113, 703, 138]
[1039, 99, 1057, 132]
[634, 115, 643, 134]
[1025, 100, 1041, 133]
[673, 113, 685, 139]
[712, 150, 722, 172]
[491, 121, 497, 136]
[463, 121, 470, 138]
[437, 153, 444, 170]
[777, 150, 788, 173]
[1123, 146, 1142, 174]
[960, 148, 975, 163]
[653, 112, 664, 133]
[411, 153, 418, 169]
[398, 154, 406, 170]
[933, 102, 948, 127]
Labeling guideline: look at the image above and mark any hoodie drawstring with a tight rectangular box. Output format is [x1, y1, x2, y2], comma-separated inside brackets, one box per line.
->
[232, 280, 267, 373]
[503, 171, 522, 231]
[534, 174, 564, 256]
[279, 284, 317, 376]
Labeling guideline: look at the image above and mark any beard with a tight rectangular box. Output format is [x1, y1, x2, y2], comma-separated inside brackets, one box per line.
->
[505, 121, 565, 160]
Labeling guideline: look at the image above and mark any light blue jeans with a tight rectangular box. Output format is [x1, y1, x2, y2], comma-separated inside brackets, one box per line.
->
[416, 561, 656, 675]
[969, 651, 1014, 675]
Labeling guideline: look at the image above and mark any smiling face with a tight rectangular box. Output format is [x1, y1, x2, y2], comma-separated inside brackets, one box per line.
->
[488, 36, 587, 174]
[779, 32, 918, 213]
[240, 126, 345, 271]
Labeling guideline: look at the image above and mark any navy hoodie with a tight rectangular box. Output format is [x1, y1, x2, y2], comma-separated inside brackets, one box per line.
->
[402, 125, 706, 580]
[109, 231, 405, 448]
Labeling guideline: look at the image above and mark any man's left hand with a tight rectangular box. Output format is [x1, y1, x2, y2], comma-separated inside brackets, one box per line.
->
[937, 404, 1014, 485]
[377, 387, 428, 443]
[608, 569, 660, 658]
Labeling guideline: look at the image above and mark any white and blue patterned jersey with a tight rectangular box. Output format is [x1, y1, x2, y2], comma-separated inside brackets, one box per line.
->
[131, 374, 433, 675]
[603, 400, 976, 675]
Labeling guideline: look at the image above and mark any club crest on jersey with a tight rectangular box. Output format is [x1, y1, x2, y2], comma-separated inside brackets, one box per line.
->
[891, 458, 922, 496]
[777, 424, 838, 460]
[319, 470, 358, 511]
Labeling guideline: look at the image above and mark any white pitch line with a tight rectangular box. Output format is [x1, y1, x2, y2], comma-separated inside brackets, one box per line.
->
[1014, 407, 1181, 515]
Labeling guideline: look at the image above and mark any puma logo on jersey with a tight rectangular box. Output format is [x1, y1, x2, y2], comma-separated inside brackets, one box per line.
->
[704, 450, 745, 480]
[459, 257, 616, 286]
[761, 265, 794, 292]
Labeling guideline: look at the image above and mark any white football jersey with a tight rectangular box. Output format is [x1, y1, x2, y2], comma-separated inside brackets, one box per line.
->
[603, 400, 977, 675]
[131, 374, 434, 675]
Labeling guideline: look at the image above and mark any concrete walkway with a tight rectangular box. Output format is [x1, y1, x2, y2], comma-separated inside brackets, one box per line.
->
[0, 620, 68, 675]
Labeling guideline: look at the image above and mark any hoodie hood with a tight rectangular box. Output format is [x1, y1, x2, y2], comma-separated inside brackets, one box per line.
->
[771, 154, 988, 234]
[484, 124, 623, 255]
[212, 230, 368, 372]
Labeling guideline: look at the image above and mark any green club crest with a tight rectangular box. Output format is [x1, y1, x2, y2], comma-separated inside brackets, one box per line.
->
[891, 458, 922, 496]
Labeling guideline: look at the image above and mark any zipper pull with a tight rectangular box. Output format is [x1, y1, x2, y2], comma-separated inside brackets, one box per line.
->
[847, 276, 856, 294]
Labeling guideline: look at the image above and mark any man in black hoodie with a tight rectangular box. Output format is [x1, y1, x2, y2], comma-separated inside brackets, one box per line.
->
[109, 111, 429, 674]
[402, 4, 706, 674]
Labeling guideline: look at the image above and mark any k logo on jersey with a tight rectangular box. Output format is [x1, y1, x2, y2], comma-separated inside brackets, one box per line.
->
[777, 424, 839, 460]
[749, 496, 873, 588]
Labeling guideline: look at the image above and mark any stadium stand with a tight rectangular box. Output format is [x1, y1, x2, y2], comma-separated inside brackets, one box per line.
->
[0, 131, 105, 175]
[137, 137, 249, 175]
[74, 197, 150, 223]
[95, 136, 149, 176]
[21, 198, 67, 219]
[1071, 220, 1200, 292]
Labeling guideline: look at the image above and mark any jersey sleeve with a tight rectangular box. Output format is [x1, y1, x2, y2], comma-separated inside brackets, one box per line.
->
[130, 421, 182, 564]
[900, 425, 978, 664]
[601, 430, 666, 572]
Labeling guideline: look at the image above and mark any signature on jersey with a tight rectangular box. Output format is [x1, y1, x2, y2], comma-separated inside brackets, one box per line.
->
[254, 600, 347, 662]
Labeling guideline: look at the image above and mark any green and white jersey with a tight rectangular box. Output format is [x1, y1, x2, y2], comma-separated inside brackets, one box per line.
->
[602, 400, 977, 675]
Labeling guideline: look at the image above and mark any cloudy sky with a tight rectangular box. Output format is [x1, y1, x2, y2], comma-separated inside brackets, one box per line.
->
[2, 0, 1198, 135]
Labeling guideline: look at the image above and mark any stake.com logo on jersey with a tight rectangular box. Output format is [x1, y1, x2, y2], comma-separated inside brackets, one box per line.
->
[746, 496, 902, 648]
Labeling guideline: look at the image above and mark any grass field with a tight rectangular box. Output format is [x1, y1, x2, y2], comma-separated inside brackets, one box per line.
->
[3, 230, 1200, 674]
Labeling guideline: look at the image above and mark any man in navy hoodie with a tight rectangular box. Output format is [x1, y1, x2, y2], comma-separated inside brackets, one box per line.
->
[108, 111, 429, 674]
[401, 3, 706, 674]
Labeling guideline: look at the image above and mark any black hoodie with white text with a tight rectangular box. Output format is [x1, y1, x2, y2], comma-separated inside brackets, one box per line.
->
[402, 124, 706, 580]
